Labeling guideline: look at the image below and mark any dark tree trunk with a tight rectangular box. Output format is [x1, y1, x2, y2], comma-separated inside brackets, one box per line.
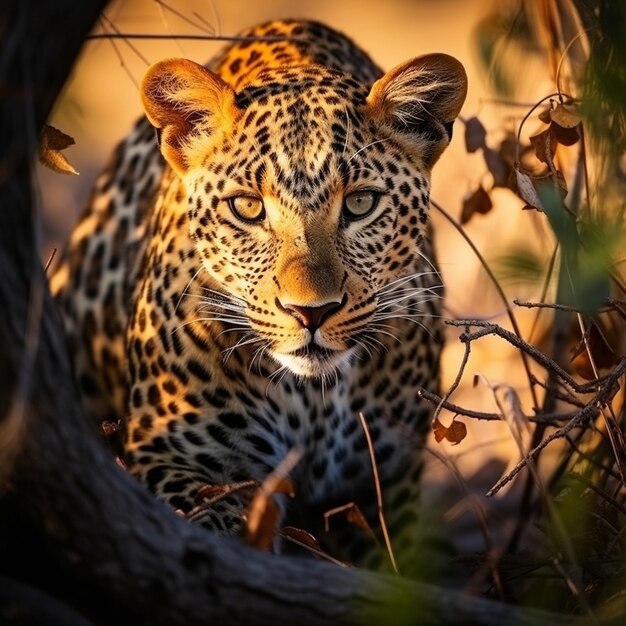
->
[0, 1, 618, 625]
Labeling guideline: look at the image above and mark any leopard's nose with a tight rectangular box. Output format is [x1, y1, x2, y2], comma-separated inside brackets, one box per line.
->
[277, 295, 347, 333]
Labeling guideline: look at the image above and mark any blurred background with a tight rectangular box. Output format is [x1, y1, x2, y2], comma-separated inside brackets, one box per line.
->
[38, 0, 616, 572]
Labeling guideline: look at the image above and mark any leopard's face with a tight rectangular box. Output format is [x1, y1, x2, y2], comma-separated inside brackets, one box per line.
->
[142, 56, 467, 377]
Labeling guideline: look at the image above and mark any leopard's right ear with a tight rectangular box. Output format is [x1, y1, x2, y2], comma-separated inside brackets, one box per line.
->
[141, 58, 237, 175]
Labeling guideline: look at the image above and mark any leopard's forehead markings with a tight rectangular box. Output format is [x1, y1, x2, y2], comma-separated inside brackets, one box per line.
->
[227, 66, 372, 202]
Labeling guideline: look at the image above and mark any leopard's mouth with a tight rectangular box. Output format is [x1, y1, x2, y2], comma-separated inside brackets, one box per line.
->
[291, 343, 338, 359]
[272, 341, 355, 378]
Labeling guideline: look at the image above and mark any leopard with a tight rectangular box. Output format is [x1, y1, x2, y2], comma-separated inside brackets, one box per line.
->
[51, 19, 467, 574]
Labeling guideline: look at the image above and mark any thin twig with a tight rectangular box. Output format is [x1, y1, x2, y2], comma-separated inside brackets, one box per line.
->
[100, 15, 150, 65]
[526, 244, 559, 346]
[98, 16, 140, 87]
[576, 314, 626, 484]
[153, 0, 215, 34]
[358, 411, 398, 575]
[515, 298, 626, 315]
[86, 33, 292, 42]
[43, 247, 57, 274]
[565, 434, 624, 481]
[483, 378, 593, 617]
[424, 445, 505, 599]
[448, 319, 615, 394]
[432, 200, 540, 409]
[186, 480, 258, 523]
[420, 387, 581, 424]
[530, 374, 585, 408]
[551, 557, 596, 619]
[278, 528, 350, 569]
[486, 358, 626, 496]
[433, 324, 471, 423]
[569, 472, 626, 516]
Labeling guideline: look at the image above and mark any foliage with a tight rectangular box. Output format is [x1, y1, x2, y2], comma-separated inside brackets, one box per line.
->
[427, 0, 626, 617]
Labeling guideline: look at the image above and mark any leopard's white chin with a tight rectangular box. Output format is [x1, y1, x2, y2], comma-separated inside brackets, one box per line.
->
[272, 346, 355, 378]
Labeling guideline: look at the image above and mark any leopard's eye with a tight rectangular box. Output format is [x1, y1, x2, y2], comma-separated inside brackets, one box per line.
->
[228, 196, 265, 223]
[343, 190, 380, 221]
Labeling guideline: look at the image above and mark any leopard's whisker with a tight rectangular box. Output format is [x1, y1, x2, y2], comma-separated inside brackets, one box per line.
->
[222, 334, 266, 362]
[175, 264, 205, 315]
[345, 138, 389, 164]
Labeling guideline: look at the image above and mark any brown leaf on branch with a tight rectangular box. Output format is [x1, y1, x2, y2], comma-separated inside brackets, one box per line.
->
[245, 476, 296, 550]
[244, 448, 301, 551]
[280, 526, 323, 553]
[540, 103, 581, 147]
[515, 168, 544, 210]
[324, 502, 378, 544]
[445, 419, 468, 445]
[551, 121, 580, 147]
[538, 106, 553, 124]
[514, 167, 568, 211]
[194, 480, 257, 504]
[432, 416, 467, 445]
[432, 416, 448, 442]
[550, 103, 581, 129]
[246, 496, 280, 551]
[39, 124, 79, 175]
[530, 129, 557, 165]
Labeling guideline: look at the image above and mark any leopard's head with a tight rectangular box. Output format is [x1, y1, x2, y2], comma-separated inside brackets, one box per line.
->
[141, 53, 466, 377]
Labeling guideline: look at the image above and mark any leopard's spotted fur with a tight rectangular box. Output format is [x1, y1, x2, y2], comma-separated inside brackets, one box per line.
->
[52, 19, 467, 572]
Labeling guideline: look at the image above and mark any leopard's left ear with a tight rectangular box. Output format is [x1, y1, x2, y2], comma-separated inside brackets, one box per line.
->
[366, 54, 467, 168]
[141, 58, 238, 175]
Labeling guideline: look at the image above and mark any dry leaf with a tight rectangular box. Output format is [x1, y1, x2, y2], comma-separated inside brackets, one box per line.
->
[346, 503, 375, 537]
[515, 168, 543, 210]
[39, 124, 79, 175]
[553, 169, 568, 198]
[324, 502, 377, 543]
[432, 416, 448, 443]
[550, 103, 582, 129]
[514, 167, 568, 210]
[549, 103, 581, 147]
[244, 447, 301, 551]
[538, 106, 552, 124]
[530, 129, 557, 165]
[195, 484, 230, 503]
[270, 476, 295, 497]
[194, 480, 258, 504]
[495, 386, 530, 451]
[280, 526, 322, 553]
[464, 116, 487, 153]
[445, 420, 467, 445]
[461, 185, 493, 224]
[245, 494, 280, 551]
[432, 416, 467, 445]
[551, 122, 580, 147]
